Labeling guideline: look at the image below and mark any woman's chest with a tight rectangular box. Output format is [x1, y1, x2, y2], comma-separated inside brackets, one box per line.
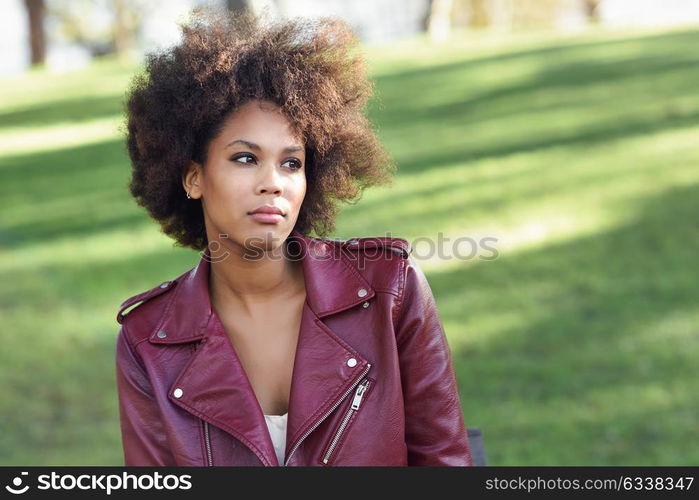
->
[218, 301, 304, 415]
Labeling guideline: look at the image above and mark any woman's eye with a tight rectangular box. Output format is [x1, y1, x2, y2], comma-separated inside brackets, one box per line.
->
[284, 159, 303, 170]
[233, 154, 256, 164]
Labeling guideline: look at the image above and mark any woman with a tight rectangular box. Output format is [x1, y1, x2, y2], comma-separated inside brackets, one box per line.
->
[115, 7, 473, 466]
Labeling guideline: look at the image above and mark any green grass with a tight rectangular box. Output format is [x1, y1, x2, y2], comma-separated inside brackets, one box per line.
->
[2, 26, 699, 465]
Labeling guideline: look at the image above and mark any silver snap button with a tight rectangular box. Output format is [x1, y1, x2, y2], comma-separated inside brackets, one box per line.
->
[347, 358, 357, 367]
[362, 301, 369, 308]
[173, 388, 183, 398]
[357, 288, 368, 298]
[160, 281, 170, 288]
[348, 239, 358, 245]
[157, 330, 167, 339]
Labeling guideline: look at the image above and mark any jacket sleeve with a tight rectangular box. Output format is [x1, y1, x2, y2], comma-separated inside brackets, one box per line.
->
[393, 255, 473, 466]
[115, 324, 176, 466]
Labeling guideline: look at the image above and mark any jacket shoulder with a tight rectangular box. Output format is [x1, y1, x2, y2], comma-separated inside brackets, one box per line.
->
[317, 235, 412, 295]
[317, 235, 412, 259]
[116, 278, 178, 326]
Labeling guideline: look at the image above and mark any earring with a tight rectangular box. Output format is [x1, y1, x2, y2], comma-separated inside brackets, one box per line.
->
[186, 191, 191, 199]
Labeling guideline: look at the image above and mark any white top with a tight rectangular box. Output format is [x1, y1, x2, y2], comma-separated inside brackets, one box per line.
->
[263, 412, 288, 466]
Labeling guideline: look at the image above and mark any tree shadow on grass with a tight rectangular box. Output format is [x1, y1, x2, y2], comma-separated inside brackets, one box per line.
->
[426, 182, 699, 464]
[0, 137, 150, 249]
[0, 95, 126, 130]
[389, 106, 699, 176]
[370, 27, 699, 175]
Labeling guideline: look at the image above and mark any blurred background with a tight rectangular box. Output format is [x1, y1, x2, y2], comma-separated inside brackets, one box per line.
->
[1, 0, 698, 465]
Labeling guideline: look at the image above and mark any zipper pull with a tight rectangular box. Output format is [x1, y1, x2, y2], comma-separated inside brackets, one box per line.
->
[351, 379, 370, 410]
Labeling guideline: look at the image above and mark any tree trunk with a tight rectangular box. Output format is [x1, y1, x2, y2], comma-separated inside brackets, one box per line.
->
[583, 0, 602, 23]
[427, 0, 454, 41]
[422, 0, 433, 31]
[24, 0, 45, 65]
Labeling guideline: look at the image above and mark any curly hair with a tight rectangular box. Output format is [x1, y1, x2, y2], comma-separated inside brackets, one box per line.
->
[123, 6, 396, 251]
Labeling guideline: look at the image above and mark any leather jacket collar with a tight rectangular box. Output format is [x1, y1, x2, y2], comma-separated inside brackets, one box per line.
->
[138, 230, 380, 465]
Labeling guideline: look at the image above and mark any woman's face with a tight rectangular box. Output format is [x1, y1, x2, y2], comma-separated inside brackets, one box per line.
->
[184, 99, 307, 254]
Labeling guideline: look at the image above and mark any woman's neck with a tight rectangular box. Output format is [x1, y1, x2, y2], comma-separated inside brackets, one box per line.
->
[208, 239, 304, 316]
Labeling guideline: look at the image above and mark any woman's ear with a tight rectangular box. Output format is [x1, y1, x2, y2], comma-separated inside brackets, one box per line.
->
[183, 161, 202, 199]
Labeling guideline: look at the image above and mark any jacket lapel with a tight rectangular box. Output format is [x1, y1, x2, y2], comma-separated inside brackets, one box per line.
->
[148, 230, 374, 466]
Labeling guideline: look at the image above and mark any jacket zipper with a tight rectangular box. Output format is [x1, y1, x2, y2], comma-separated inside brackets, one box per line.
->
[191, 341, 213, 467]
[321, 378, 371, 464]
[284, 362, 371, 466]
[203, 420, 213, 466]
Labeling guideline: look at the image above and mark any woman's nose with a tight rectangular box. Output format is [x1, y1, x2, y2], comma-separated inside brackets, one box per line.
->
[256, 163, 283, 195]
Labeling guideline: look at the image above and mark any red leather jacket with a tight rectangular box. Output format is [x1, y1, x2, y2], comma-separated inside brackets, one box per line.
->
[115, 230, 473, 466]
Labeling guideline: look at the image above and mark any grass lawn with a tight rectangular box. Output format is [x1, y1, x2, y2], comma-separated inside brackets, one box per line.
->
[1, 24, 698, 465]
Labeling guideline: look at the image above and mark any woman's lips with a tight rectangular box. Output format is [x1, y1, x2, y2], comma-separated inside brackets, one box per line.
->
[248, 213, 284, 224]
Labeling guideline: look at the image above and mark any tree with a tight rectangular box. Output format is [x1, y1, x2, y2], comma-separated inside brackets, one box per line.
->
[24, 0, 46, 65]
[583, 0, 602, 23]
[424, 0, 454, 42]
[113, 0, 140, 59]
[47, 0, 148, 59]
[467, 0, 490, 28]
